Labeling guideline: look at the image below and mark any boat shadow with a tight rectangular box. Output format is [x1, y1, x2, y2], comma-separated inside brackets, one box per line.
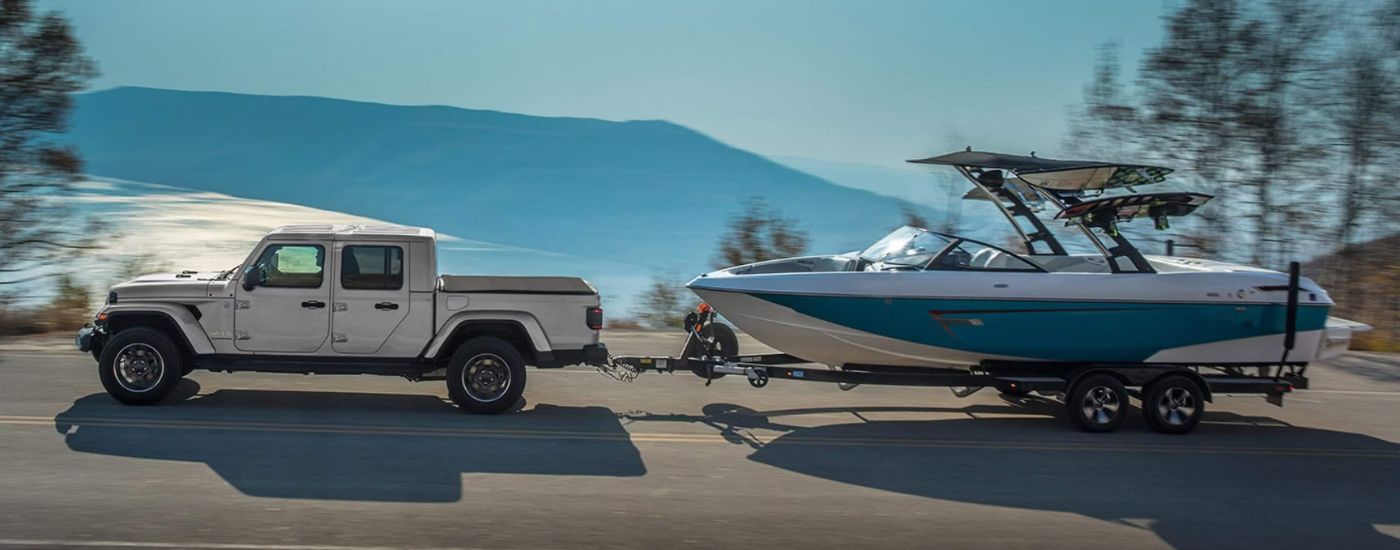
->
[626, 399, 1400, 549]
[54, 380, 646, 503]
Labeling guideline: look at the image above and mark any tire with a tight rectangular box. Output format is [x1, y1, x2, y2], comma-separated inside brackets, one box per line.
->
[1067, 374, 1129, 433]
[98, 328, 185, 406]
[1143, 375, 1205, 434]
[446, 336, 527, 414]
[683, 322, 739, 379]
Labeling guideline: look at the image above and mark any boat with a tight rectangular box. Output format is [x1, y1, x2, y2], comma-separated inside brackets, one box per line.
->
[686, 149, 1370, 369]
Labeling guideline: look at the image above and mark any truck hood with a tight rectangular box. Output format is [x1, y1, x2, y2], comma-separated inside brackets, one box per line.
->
[109, 272, 226, 300]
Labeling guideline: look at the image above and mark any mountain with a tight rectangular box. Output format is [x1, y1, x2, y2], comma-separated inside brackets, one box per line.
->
[66, 88, 944, 307]
[768, 155, 955, 207]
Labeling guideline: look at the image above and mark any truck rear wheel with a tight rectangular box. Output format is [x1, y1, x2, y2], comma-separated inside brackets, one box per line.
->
[1067, 374, 1128, 433]
[1143, 375, 1205, 434]
[98, 328, 184, 405]
[447, 336, 526, 414]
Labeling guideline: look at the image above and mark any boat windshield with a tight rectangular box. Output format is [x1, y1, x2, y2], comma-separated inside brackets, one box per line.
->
[859, 226, 954, 267]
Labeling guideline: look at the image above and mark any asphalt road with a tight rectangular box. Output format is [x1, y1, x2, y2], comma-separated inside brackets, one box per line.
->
[1, 332, 1398, 550]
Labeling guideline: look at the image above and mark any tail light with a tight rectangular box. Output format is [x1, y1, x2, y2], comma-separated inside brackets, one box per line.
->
[586, 307, 603, 330]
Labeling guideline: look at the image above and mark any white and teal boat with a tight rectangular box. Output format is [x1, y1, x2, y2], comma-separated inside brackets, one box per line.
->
[689, 150, 1369, 370]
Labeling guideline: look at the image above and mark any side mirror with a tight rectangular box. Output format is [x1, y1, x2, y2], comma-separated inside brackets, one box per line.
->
[242, 265, 266, 291]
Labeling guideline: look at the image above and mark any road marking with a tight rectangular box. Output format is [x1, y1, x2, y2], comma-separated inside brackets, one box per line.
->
[0, 539, 478, 550]
[4, 415, 1398, 459]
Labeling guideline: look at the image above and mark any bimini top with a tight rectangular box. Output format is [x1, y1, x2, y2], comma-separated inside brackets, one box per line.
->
[909, 149, 1173, 193]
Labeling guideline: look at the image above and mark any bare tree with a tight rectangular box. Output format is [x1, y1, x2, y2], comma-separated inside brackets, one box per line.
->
[1234, 0, 1331, 267]
[631, 273, 689, 330]
[1137, 0, 1258, 258]
[713, 197, 808, 268]
[0, 0, 97, 285]
[1063, 41, 1144, 164]
[1323, 1, 1400, 284]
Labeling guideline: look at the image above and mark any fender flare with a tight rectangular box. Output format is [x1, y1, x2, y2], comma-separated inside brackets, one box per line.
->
[422, 311, 551, 360]
[101, 304, 216, 355]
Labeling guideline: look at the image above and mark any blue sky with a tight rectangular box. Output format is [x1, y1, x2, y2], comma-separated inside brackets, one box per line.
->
[49, 0, 1167, 167]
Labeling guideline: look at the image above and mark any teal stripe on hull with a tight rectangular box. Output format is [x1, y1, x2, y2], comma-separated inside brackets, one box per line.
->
[750, 293, 1330, 362]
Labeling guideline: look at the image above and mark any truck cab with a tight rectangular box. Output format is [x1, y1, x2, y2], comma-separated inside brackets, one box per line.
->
[78, 224, 608, 413]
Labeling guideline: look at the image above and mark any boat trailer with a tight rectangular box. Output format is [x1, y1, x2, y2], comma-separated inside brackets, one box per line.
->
[600, 265, 1313, 434]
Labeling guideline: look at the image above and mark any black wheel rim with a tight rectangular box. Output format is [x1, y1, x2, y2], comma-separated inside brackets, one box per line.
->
[115, 343, 164, 393]
[463, 353, 511, 403]
[1080, 385, 1121, 425]
[1156, 387, 1197, 426]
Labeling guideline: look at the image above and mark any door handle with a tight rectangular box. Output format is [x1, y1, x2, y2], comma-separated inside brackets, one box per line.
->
[301, 300, 326, 309]
[375, 301, 399, 310]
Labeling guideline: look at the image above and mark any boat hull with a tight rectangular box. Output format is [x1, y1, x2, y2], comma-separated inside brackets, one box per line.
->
[690, 283, 1331, 368]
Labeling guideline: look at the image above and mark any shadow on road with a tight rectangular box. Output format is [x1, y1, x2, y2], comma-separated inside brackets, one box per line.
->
[628, 400, 1400, 549]
[54, 381, 645, 503]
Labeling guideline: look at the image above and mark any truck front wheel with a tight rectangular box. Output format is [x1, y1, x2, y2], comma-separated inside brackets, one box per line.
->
[447, 336, 527, 414]
[98, 328, 184, 405]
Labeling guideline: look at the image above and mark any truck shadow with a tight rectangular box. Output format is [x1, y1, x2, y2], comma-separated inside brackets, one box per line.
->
[627, 400, 1400, 549]
[54, 381, 645, 503]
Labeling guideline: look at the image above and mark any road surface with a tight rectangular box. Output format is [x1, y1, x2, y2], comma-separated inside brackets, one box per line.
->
[1, 332, 1397, 549]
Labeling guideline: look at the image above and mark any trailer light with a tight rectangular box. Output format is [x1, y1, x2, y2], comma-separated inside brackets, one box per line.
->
[586, 307, 604, 330]
[697, 303, 713, 314]
[95, 313, 107, 322]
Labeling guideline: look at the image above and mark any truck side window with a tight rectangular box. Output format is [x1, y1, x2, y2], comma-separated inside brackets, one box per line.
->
[341, 245, 404, 290]
[256, 244, 325, 288]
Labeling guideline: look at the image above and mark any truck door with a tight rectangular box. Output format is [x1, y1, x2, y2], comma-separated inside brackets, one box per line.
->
[234, 242, 331, 353]
[331, 243, 410, 354]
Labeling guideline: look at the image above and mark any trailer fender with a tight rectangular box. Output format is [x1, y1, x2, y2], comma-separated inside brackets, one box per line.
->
[1065, 366, 1213, 403]
[423, 311, 551, 360]
[101, 304, 216, 356]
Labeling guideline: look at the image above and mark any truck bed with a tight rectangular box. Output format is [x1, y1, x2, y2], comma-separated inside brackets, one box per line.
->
[438, 275, 596, 295]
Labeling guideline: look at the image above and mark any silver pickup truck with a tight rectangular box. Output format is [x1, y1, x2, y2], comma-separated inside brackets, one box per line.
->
[76, 224, 608, 413]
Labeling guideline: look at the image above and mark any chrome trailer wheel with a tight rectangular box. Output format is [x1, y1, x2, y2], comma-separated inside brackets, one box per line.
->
[1144, 375, 1205, 434]
[1068, 374, 1129, 433]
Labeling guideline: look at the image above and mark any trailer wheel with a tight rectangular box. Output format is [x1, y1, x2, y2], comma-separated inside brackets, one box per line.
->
[98, 328, 184, 406]
[1067, 374, 1128, 433]
[683, 323, 738, 379]
[1143, 376, 1204, 434]
[447, 336, 526, 414]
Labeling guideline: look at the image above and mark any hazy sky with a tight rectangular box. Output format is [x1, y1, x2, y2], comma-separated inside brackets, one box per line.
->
[49, 0, 1168, 167]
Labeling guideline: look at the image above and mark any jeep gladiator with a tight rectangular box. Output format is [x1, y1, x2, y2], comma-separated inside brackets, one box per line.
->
[76, 224, 608, 413]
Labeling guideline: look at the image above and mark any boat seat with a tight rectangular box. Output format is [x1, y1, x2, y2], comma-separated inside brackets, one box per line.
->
[1026, 254, 1111, 273]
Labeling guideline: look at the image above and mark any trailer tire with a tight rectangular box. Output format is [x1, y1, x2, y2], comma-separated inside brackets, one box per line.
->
[447, 336, 526, 414]
[684, 323, 738, 379]
[1143, 376, 1204, 434]
[1067, 374, 1128, 433]
[98, 328, 184, 406]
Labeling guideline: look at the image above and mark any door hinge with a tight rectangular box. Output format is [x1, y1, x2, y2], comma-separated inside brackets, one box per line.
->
[235, 300, 251, 310]
[332, 333, 348, 343]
